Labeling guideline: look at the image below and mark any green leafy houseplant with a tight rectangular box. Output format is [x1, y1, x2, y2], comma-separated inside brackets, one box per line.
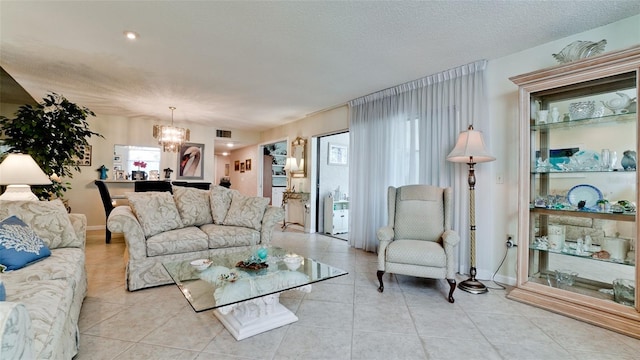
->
[0, 92, 102, 200]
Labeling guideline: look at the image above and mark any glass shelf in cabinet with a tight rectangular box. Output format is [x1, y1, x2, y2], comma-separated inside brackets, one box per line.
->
[529, 207, 636, 222]
[531, 169, 636, 174]
[531, 112, 636, 131]
[529, 245, 635, 267]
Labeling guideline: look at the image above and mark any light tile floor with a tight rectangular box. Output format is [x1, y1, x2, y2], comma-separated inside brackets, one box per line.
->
[77, 228, 640, 359]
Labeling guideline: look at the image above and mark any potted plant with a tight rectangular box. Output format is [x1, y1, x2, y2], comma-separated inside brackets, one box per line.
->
[596, 199, 609, 212]
[132, 161, 148, 180]
[0, 92, 102, 200]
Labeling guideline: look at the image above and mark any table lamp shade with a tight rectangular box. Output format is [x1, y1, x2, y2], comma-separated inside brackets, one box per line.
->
[0, 153, 52, 185]
[447, 126, 495, 164]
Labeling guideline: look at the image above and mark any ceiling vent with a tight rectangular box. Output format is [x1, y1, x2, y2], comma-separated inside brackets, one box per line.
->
[216, 130, 232, 138]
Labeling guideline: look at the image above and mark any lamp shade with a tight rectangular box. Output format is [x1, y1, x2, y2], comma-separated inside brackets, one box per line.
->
[0, 153, 52, 185]
[284, 157, 303, 172]
[446, 125, 495, 164]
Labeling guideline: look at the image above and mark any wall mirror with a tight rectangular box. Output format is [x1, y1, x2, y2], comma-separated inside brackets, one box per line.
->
[113, 145, 161, 180]
[290, 137, 307, 178]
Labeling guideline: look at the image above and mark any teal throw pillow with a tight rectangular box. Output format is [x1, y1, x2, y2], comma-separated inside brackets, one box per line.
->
[0, 216, 52, 271]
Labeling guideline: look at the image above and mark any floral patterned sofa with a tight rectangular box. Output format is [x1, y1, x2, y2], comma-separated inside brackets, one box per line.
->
[107, 185, 284, 291]
[0, 200, 87, 359]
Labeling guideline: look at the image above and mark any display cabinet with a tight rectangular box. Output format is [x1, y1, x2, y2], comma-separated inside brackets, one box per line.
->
[508, 46, 640, 338]
[324, 196, 349, 235]
[272, 154, 287, 187]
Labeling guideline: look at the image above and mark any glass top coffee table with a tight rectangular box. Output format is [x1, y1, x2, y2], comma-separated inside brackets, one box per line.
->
[163, 246, 347, 340]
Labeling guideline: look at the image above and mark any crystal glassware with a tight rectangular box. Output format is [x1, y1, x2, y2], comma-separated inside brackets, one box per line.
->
[601, 149, 611, 170]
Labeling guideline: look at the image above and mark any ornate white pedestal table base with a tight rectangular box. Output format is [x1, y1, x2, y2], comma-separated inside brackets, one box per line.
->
[213, 285, 312, 340]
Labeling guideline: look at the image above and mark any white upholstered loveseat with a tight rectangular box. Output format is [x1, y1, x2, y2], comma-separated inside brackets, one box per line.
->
[0, 200, 87, 359]
[107, 185, 284, 291]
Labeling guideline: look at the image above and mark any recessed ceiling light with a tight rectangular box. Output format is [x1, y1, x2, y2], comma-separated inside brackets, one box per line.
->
[123, 31, 139, 40]
[226, 143, 234, 147]
[222, 152, 229, 156]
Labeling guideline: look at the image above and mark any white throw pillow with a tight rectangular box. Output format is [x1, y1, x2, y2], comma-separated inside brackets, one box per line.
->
[172, 186, 213, 226]
[126, 192, 183, 237]
[209, 186, 237, 224]
[223, 193, 270, 231]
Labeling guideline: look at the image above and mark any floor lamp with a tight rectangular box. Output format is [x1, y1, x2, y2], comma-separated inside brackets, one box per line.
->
[447, 125, 495, 294]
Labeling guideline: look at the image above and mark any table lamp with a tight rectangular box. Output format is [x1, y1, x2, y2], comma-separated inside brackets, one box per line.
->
[0, 153, 52, 201]
[447, 125, 495, 294]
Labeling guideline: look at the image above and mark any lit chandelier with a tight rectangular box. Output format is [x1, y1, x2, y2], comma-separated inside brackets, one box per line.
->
[153, 106, 190, 152]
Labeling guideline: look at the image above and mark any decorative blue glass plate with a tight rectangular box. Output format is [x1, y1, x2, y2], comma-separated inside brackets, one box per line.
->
[567, 184, 602, 209]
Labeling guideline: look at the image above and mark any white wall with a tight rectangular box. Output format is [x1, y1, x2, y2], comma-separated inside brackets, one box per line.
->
[485, 15, 640, 284]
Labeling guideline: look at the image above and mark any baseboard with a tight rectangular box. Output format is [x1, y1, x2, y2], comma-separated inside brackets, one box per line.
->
[489, 274, 516, 287]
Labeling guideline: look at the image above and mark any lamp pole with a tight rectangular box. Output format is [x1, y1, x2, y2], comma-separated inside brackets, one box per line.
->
[458, 158, 488, 294]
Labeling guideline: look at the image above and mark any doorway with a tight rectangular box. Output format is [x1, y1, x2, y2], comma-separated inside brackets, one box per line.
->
[260, 141, 287, 206]
[316, 132, 349, 240]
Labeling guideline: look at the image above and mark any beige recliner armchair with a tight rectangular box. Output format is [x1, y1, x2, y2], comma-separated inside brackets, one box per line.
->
[376, 184, 460, 303]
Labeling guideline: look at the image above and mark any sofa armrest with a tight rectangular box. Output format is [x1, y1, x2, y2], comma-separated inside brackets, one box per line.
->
[107, 206, 147, 260]
[0, 302, 34, 360]
[442, 229, 460, 279]
[260, 206, 285, 244]
[68, 213, 87, 249]
[376, 226, 395, 271]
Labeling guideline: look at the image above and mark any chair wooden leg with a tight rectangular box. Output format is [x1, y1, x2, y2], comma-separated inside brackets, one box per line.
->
[106, 229, 111, 244]
[377, 270, 385, 292]
[447, 279, 456, 303]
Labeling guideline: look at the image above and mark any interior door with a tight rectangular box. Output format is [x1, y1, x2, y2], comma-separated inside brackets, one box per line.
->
[263, 154, 273, 204]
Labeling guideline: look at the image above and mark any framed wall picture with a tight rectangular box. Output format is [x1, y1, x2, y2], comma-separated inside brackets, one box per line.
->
[328, 143, 348, 166]
[177, 143, 205, 180]
[73, 144, 92, 166]
[246, 159, 252, 171]
[225, 163, 230, 176]
[240, 162, 245, 173]
[234, 160, 240, 171]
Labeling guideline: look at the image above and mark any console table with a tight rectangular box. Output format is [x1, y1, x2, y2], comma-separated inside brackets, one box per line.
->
[281, 191, 310, 231]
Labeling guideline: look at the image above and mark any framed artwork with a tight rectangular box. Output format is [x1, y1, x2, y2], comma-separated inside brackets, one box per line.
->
[74, 145, 92, 166]
[328, 143, 348, 166]
[246, 159, 252, 171]
[234, 160, 240, 171]
[240, 162, 245, 173]
[115, 170, 125, 180]
[177, 143, 205, 180]
[225, 163, 230, 176]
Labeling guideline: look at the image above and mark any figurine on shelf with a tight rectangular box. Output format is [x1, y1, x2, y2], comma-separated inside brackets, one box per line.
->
[163, 167, 174, 179]
[96, 165, 108, 180]
[621, 150, 636, 170]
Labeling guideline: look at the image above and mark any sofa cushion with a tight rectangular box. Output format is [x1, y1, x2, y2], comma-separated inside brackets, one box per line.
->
[2, 248, 85, 293]
[0, 199, 80, 249]
[387, 239, 446, 267]
[223, 193, 270, 231]
[126, 192, 183, 237]
[172, 186, 213, 226]
[146, 226, 209, 257]
[0, 215, 51, 271]
[209, 185, 237, 224]
[200, 224, 261, 248]
[5, 279, 74, 359]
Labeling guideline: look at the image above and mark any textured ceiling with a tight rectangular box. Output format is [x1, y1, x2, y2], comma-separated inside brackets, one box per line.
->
[1, 1, 639, 146]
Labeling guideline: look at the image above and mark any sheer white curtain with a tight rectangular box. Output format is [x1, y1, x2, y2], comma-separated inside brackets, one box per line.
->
[348, 60, 488, 274]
